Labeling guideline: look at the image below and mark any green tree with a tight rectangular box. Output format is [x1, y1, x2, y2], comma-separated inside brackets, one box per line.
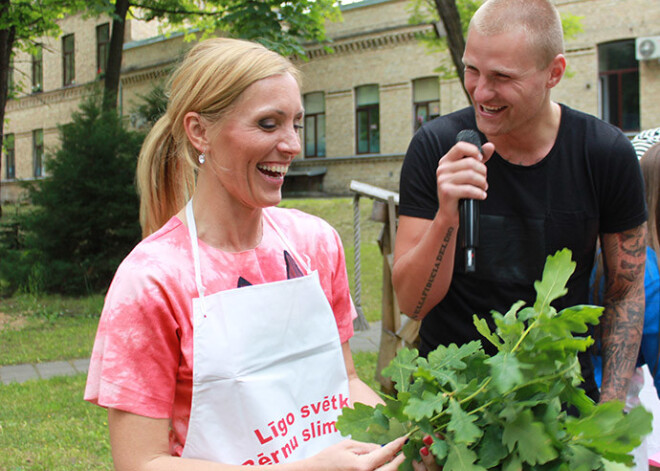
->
[409, 0, 583, 103]
[20, 99, 143, 294]
[0, 0, 86, 218]
[91, 0, 341, 111]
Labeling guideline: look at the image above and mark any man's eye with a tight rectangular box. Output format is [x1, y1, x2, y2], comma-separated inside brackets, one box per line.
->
[294, 124, 304, 130]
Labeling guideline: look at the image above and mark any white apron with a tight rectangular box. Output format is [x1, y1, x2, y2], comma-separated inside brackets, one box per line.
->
[181, 201, 350, 465]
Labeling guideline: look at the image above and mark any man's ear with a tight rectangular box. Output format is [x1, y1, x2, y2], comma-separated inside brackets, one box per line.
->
[546, 54, 566, 89]
[183, 111, 208, 153]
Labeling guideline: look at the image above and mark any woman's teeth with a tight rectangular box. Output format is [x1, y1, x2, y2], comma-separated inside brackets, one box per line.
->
[257, 164, 288, 177]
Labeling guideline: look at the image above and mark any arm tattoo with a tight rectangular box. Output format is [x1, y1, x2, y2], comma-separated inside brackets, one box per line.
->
[599, 224, 647, 402]
[411, 227, 455, 319]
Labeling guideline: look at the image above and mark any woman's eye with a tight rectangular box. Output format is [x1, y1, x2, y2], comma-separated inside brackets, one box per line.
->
[294, 123, 304, 131]
[259, 120, 276, 130]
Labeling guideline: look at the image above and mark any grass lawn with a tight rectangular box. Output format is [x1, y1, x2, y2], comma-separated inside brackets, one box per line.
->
[0, 374, 113, 470]
[0, 197, 387, 469]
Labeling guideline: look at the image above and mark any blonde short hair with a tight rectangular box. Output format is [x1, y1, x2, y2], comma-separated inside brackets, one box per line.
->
[469, 0, 564, 68]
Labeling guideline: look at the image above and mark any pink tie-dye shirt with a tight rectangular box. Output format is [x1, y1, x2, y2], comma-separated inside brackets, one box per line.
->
[84, 207, 357, 456]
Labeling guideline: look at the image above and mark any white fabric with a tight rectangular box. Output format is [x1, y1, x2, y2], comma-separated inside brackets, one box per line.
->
[181, 201, 350, 465]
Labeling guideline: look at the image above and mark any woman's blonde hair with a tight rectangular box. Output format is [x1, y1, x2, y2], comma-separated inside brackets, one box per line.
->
[136, 38, 300, 237]
[641, 142, 660, 254]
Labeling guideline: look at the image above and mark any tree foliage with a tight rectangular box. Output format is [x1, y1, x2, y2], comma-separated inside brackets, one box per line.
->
[0, 0, 86, 217]
[337, 249, 652, 471]
[87, 0, 341, 110]
[17, 98, 143, 295]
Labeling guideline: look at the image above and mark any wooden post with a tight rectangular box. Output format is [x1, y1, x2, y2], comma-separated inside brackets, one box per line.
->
[349, 181, 420, 392]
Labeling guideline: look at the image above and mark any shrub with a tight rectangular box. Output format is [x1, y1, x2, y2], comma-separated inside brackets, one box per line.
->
[16, 98, 143, 295]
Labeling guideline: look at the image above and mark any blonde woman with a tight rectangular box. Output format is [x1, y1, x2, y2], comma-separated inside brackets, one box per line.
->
[84, 38, 438, 471]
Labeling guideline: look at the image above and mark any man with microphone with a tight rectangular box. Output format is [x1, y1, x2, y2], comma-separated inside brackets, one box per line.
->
[393, 0, 647, 404]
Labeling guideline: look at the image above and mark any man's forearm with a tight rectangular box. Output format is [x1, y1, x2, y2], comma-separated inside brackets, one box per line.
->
[600, 298, 644, 402]
[599, 226, 647, 403]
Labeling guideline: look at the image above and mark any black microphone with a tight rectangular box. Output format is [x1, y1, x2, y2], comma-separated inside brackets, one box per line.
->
[456, 130, 482, 273]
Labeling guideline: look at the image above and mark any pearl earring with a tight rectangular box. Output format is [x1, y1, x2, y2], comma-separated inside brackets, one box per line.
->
[198, 153, 206, 164]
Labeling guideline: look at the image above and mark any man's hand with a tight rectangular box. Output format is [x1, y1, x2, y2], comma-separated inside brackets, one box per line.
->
[435, 140, 494, 223]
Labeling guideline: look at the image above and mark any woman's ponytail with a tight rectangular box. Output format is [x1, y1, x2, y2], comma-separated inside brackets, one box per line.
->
[136, 114, 195, 238]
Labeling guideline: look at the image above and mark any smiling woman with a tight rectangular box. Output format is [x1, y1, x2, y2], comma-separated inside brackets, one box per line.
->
[82, 38, 436, 471]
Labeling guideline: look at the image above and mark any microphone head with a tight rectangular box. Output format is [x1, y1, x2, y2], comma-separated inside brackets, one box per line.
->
[456, 129, 482, 151]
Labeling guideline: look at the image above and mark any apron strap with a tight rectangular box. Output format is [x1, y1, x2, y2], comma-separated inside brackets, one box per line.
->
[186, 200, 206, 303]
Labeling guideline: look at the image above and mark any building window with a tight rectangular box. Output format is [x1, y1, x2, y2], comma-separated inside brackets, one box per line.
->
[304, 92, 326, 158]
[8, 57, 14, 95]
[96, 23, 110, 77]
[5, 134, 15, 180]
[598, 39, 639, 132]
[62, 33, 75, 86]
[413, 77, 440, 131]
[33, 129, 44, 178]
[32, 45, 43, 93]
[356, 84, 379, 154]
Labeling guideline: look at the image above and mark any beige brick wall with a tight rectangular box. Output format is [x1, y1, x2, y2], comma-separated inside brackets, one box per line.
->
[3, 0, 660, 203]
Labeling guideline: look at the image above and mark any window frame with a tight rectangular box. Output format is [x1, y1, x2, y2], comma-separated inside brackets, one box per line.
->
[96, 23, 110, 77]
[62, 33, 75, 86]
[303, 92, 326, 158]
[33, 129, 44, 178]
[32, 44, 43, 93]
[355, 85, 380, 155]
[598, 39, 639, 132]
[412, 77, 440, 131]
[5, 133, 15, 180]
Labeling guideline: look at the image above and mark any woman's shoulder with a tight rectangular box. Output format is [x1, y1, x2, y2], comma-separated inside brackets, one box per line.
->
[114, 216, 192, 286]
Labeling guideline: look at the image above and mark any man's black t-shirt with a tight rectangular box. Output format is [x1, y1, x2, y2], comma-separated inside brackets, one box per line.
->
[399, 105, 647, 399]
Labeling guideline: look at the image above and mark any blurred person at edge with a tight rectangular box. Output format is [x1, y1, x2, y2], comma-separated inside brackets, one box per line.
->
[84, 38, 440, 471]
[591, 142, 660, 470]
[392, 0, 647, 406]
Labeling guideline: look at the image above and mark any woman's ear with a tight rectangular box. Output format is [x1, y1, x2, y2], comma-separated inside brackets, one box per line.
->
[183, 111, 208, 153]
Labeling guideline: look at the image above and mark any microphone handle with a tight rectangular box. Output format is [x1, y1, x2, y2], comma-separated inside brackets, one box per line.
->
[460, 198, 479, 272]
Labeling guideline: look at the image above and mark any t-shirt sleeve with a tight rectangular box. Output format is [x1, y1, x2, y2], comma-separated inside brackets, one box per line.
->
[595, 131, 648, 233]
[84, 255, 184, 419]
[398, 126, 444, 220]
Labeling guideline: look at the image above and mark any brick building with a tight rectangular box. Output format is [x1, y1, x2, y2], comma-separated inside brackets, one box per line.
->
[2, 0, 659, 202]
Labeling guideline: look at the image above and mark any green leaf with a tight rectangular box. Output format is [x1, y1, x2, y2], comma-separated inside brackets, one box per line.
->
[533, 249, 575, 314]
[444, 441, 487, 471]
[335, 402, 378, 441]
[476, 425, 508, 468]
[565, 444, 602, 471]
[485, 353, 523, 394]
[430, 438, 449, 460]
[501, 452, 523, 471]
[556, 305, 603, 333]
[473, 314, 502, 349]
[382, 348, 419, 393]
[405, 389, 447, 421]
[502, 410, 558, 465]
[447, 399, 483, 444]
[567, 402, 653, 458]
[428, 342, 482, 371]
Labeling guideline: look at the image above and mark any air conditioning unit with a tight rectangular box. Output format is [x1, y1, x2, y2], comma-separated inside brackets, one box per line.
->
[636, 36, 660, 60]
